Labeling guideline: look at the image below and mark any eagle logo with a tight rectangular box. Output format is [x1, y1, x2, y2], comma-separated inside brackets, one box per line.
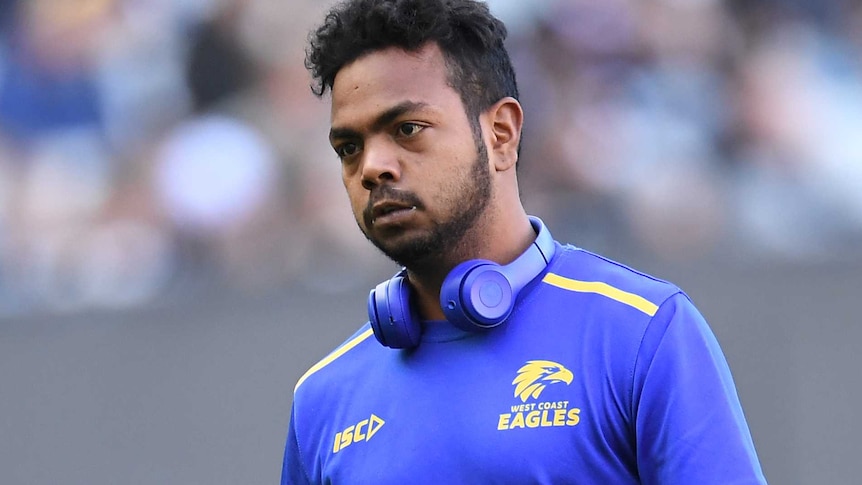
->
[512, 360, 574, 402]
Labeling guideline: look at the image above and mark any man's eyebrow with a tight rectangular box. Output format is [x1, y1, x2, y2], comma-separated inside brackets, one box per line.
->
[329, 127, 360, 143]
[329, 101, 430, 141]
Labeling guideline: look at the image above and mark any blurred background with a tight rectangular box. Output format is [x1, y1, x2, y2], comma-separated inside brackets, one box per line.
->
[0, 0, 859, 483]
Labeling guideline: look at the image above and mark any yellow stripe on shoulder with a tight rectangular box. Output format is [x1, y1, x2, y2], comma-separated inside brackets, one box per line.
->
[542, 273, 659, 317]
[294, 327, 375, 393]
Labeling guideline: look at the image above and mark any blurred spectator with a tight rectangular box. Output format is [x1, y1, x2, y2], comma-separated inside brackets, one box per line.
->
[153, 114, 278, 281]
[732, 15, 862, 258]
[185, 2, 257, 114]
[0, 0, 107, 139]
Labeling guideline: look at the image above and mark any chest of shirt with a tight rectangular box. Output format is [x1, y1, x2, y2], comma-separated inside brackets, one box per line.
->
[299, 313, 645, 484]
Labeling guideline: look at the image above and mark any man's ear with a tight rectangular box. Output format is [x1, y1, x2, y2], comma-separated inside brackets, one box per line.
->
[485, 97, 523, 172]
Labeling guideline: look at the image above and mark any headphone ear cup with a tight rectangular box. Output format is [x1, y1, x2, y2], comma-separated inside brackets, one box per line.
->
[440, 260, 514, 331]
[368, 274, 421, 349]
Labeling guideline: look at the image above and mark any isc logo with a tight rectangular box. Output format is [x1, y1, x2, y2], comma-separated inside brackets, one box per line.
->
[333, 414, 385, 453]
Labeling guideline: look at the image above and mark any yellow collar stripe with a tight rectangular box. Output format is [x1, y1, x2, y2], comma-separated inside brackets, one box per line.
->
[294, 328, 375, 393]
[542, 273, 659, 317]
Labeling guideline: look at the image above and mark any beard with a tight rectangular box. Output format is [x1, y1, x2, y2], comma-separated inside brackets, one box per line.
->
[360, 140, 492, 270]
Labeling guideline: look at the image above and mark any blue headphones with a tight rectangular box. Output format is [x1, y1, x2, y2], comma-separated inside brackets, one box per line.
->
[367, 216, 555, 349]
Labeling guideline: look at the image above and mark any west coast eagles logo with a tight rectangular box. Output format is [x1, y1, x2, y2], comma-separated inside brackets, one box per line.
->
[497, 360, 580, 431]
[512, 360, 574, 402]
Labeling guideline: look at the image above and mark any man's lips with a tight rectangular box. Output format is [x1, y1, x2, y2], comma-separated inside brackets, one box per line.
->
[363, 187, 423, 228]
[371, 202, 417, 222]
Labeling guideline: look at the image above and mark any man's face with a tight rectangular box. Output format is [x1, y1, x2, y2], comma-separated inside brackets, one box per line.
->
[329, 43, 492, 268]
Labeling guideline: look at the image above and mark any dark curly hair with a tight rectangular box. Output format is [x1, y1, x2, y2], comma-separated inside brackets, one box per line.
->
[305, 0, 519, 126]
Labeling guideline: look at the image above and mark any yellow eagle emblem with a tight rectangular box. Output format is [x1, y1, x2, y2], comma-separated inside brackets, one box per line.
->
[512, 360, 574, 402]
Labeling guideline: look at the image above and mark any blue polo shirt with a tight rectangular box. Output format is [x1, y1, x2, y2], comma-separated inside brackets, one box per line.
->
[283, 244, 766, 484]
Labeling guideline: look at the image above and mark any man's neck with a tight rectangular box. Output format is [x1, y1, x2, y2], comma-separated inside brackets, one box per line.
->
[404, 212, 535, 322]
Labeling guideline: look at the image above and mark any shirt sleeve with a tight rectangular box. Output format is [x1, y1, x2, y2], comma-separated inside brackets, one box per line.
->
[632, 292, 767, 484]
[282, 404, 314, 485]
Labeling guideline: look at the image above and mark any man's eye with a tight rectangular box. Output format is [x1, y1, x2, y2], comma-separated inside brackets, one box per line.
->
[397, 123, 424, 137]
[335, 143, 359, 158]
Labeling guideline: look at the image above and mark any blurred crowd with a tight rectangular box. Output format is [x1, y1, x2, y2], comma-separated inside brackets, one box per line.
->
[0, 0, 860, 317]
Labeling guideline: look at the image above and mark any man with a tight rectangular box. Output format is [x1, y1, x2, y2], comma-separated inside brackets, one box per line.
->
[283, 0, 767, 483]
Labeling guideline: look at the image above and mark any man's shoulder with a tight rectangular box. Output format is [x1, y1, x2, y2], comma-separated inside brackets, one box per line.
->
[292, 323, 378, 399]
[542, 244, 682, 317]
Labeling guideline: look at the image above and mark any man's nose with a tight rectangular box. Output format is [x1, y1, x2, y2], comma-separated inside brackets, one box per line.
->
[360, 140, 401, 190]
